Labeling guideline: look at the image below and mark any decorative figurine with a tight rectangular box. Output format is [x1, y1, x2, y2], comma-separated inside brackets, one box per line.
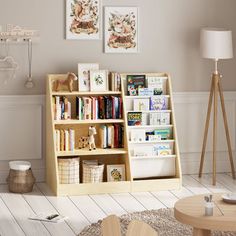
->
[78, 126, 97, 151]
[55, 72, 78, 92]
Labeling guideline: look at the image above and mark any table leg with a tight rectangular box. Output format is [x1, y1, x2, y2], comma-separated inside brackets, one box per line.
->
[193, 228, 211, 236]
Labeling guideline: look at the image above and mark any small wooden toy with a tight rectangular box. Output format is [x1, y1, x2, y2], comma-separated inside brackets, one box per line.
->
[88, 126, 97, 151]
[55, 72, 78, 92]
[78, 126, 97, 151]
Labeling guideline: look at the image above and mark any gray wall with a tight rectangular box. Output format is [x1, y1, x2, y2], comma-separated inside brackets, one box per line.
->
[0, 0, 236, 95]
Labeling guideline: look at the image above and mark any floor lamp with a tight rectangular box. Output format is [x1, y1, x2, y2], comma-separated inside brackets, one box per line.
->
[198, 28, 236, 185]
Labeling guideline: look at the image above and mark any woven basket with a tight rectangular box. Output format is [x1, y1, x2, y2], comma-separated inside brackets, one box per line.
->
[6, 169, 35, 193]
[58, 157, 80, 184]
[82, 163, 104, 183]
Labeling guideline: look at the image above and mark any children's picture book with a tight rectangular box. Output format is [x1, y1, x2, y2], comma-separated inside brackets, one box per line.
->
[149, 112, 170, 125]
[127, 112, 142, 126]
[157, 149, 172, 156]
[147, 134, 162, 142]
[150, 96, 168, 110]
[154, 128, 171, 140]
[127, 75, 146, 96]
[130, 129, 146, 142]
[153, 144, 171, 156]
[138, 88, 153, 96]
[29, 213, 67, 223]
[133, 98, 150, 111]
[133, 145, 153, 156]
[147, 76, 167, 95]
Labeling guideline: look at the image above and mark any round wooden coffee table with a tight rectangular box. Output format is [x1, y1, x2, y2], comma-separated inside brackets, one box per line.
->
[174, 193, 236, 235]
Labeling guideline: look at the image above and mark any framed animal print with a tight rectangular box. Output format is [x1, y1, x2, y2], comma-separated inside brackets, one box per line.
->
[104, 6, 139, 53]
[107, 164, 126, 182]
[90, 69, 108, 91]
[78, 63, 99, 91]
[66, 0, 100, 40]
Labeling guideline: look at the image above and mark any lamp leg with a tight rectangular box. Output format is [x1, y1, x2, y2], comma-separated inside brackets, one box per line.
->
[213, 75, 218, 186]
[218, 78, 236, 179]
[199, 78, 214, 178]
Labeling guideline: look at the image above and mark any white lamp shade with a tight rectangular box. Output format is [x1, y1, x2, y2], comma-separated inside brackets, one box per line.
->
[200, 28, 233, 60]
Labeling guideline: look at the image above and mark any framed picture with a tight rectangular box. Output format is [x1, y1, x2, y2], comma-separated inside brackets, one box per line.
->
[90, 70, 108, 91]
[78, 63, 99, 91]
[66, 0, 100, 40]
[107, 164, 126, 182]
[104, 6, 139, 53]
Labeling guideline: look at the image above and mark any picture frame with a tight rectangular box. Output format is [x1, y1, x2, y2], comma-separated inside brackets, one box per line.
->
[107, 164, 126, 182]
[66, 0, 101, 40]
[104, 6, 139, 53]
[90, 69, 108, 91]
[78, 63, 99, 91]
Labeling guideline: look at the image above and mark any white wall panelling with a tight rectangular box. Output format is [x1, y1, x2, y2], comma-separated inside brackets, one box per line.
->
[0, 92, 235, 183]
[0, 95, 45, 183]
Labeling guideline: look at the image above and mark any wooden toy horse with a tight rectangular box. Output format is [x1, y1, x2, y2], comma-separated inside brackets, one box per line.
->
[55, 72, 78, 92]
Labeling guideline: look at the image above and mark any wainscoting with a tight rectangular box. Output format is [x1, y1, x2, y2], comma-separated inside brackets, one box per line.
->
[0, 92, 235, 183]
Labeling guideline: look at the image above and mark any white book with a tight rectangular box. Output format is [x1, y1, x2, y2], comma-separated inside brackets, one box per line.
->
[149, 112, 170, 125]
[133, 98, 150, 111]
[64, 130, 69, 151]
[55, 96, 61, 120]
[147, 76, 167, 95]
[29, 213, 67, 223]
[130, 129, 146, 142]
[69, 129, 75, 151]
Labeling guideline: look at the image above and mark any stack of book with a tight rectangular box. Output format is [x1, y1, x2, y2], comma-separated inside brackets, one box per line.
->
[99, 124, 124, 149]
[76, 96, 122, 120]
[53, 96, 72, 120]
[109, 72, 121, 91]
[54, 129, 75, 152]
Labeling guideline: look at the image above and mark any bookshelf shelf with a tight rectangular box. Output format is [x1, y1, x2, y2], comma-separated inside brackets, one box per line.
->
[57, 148, 127, 156]
[52, 91, 122, 96]
[131, 155, 176, 159]
[127, 125, 173, 129]
[125, 95, 170, 99]
[54, 119, 124, 125]
[46, 72, 181, 196]
[126, 110, 172, 113]
[128, 140, 175, 144]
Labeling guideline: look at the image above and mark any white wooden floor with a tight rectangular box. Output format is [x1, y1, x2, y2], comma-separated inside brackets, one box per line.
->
[0, 173, 235, 236]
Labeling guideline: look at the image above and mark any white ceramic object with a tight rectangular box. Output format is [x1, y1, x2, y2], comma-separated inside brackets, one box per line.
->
[222, 193, 236, 204]
[205, 202, 214, 216]
[9, 161, 31, 171]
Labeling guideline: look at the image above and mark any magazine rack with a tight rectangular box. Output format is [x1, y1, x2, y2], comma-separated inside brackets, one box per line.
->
[46, 73, 182, 196]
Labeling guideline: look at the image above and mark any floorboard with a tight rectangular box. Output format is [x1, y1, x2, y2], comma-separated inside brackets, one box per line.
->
[23, 186, 75, 236]
[0, 174, 233, 236]
[37, 183, 89, 235]
[0, 185, 50, 236]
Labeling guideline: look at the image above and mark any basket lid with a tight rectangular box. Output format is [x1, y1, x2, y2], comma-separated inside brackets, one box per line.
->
[9, 161, 31, 171]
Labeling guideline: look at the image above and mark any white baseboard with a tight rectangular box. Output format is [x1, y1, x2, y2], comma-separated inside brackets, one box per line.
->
[0, 92, 235, 183]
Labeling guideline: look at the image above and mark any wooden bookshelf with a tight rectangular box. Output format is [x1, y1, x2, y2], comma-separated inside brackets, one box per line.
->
[121, 72, 182, 191]
[46, 74, 131, 196]
[46, 73, 182, 196]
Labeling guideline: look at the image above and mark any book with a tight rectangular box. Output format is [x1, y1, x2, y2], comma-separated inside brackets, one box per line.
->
[127, 112, 142, 126]
[83, 97, 92, 120]
[133, 145, 153, 156]
[149, 112, 170, 125]
[107, 124, 115, 148]
[29, 213, 67, 223]
[99, 125, 107, 148]
[69, 129, 75, 151]
[130, 129, 146, 142]
[154, 128, 171, 140]
[138, 88, 153, 96]
[133, 98, 150, 111]
[153, 144, 171, 155]
[150, 96, 168, 110]
[127, 75, 146, 96]
[147, 76, 167, 95]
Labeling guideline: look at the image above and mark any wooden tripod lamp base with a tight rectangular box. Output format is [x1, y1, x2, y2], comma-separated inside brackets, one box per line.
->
[198, 72, 236, 185]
